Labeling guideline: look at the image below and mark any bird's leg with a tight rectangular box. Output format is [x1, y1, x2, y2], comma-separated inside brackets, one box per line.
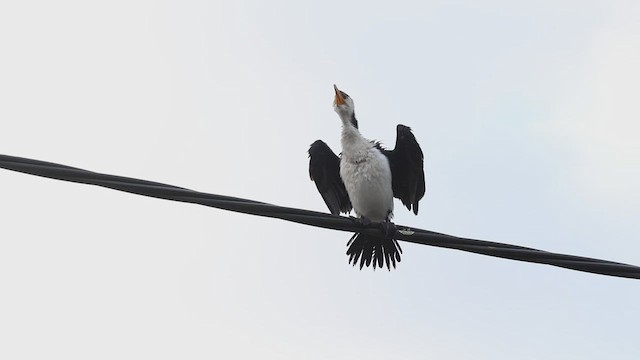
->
[349, 215, 373, 227]
[359, 216, 372, 227]
[380, 220, 397, 238]
[349, 216, 395, 236]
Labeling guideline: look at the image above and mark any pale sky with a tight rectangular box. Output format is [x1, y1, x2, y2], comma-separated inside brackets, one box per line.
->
[1, 1, 639, 359]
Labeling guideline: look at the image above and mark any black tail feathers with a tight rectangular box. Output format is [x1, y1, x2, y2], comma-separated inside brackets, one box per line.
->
[346, 233, 403, 270]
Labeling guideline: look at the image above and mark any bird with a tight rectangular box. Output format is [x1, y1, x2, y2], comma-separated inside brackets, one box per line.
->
[308, 85, 425, 270]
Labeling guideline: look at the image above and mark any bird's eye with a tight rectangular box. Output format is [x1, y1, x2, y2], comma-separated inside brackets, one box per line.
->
[340, 91, 350, 99]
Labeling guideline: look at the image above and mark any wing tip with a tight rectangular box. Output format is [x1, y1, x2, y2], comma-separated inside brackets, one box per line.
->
[308, 139, 327, 157]
[396, 124, 412, 133]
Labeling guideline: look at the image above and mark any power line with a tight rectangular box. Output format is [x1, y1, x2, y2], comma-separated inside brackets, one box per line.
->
[1, 153, 639, 279]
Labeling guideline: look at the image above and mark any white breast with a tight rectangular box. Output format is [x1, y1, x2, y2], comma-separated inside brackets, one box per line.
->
[340, 143, 394, 222]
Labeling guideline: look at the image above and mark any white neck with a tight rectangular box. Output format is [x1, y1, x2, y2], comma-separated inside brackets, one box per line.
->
[340, 121, 371, 163]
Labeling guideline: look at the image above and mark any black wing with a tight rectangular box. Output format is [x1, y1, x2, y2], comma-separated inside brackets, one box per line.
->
[379, 125, 426, 215]
[308, 140, 352, 215]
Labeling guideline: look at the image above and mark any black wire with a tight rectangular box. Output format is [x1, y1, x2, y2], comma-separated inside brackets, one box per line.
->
[1, 153, 639, 279]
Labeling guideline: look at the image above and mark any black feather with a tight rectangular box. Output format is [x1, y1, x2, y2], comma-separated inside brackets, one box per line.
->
[308, 140, 352, 215]
[379, 125, 426, 215]
[346, 233, 402, 271]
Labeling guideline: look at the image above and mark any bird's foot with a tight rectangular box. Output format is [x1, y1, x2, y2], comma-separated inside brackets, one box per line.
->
[349, 216, 373, 227]
[380, 220, 396, 238]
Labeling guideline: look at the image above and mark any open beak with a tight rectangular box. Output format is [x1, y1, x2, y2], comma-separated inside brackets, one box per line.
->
[334, 84, 346, 105]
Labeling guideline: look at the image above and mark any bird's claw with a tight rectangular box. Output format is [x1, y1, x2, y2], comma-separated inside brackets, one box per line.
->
[380, 221, 396, 238]
[350, 217, 396, 237]
[349, 216, 373, 227]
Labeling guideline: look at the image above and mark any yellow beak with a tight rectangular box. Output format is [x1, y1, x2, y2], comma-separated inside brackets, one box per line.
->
[334, 84, 345, 105]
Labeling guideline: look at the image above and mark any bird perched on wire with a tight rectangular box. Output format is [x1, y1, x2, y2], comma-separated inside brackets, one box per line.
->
[308, 85, 425, 270]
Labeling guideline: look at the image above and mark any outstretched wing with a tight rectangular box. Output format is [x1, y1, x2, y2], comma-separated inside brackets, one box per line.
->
[380, 125, 426, 215]
[308, 140, 352, 215]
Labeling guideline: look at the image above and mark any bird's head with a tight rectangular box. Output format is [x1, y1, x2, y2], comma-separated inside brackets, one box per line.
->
[333, 84, 358, 129]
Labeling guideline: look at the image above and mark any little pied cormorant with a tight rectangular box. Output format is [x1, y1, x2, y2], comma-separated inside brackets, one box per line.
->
[308, 85, 426, 270]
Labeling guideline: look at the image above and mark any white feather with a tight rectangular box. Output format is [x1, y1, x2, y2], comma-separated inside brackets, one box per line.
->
[337, 112, 394, 222]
